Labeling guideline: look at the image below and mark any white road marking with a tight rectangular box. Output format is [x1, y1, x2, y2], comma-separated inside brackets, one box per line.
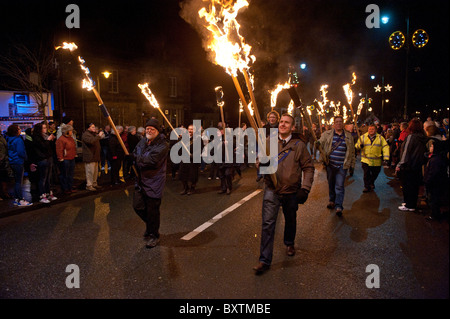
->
[181, 189, 263, 240]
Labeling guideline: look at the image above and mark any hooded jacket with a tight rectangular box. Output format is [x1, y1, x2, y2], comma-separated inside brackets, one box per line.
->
[133, 133, 169, 198]
[7, 135, 27, 165]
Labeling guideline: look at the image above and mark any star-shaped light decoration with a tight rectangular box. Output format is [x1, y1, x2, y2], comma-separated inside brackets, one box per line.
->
[384, 84, 392, 92]
[374, 85, 382, 92]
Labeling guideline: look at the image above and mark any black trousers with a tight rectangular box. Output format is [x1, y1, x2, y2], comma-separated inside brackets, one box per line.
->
[133, 190, 162, 237]
[400, 168, 422, 209]
[361, 163, 381, 189]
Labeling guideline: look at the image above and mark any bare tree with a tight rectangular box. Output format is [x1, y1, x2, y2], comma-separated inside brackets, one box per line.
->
[0, 43, 55, 119]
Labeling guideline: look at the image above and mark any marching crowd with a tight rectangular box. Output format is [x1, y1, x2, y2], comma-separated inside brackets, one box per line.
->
[1, 113, 449, 220]
[1, 111, 449, 273]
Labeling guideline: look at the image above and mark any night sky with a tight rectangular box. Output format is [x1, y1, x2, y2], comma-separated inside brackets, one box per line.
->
[1, 0, 448, 122]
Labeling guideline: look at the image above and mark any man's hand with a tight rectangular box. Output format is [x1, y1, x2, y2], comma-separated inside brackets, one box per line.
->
[296, 188, 309, 204]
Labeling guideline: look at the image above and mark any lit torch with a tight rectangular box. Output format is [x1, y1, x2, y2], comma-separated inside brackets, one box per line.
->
[197, 0, 261, 130]
[55, 42, 135, 175]
[343, 72, 360, 137]
[269, 82, 291, 109]
[138, 83, 190, 155]
[287, 86, 327, 164]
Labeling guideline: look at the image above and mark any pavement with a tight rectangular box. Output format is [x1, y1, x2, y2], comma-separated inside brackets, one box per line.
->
[0, 159, 134, 219]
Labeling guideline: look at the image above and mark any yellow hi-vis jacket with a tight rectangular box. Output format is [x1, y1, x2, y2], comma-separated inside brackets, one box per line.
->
[355, 133, 390, 166]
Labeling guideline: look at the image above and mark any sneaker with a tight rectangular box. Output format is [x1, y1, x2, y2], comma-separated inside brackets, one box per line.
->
[39, 195, 50, 204]
[336, 207, 343, 217]
[47, 192, 58, 201]
[86, 186, 96, 191]
[398, 205, 415, 212]
[13, 198, 19, 206]
[17, 199, 33, 207]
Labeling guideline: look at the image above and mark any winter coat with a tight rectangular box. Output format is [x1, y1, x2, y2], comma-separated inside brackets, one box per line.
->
[7, 135, 27, 165]
[56, 134, 77, 161]
[264, 136, 315, 194]
[133, 133, 169, 198]
[397, 133, 429, 171]
[81, 130, 102, 162]
[355, 133, 390, 166]
[30, 133, 52, 163]
[108, 133, 125, 161]
[318, 129, 356, 170]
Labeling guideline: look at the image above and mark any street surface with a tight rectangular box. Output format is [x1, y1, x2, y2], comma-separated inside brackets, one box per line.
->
[0, 161, 448, 304]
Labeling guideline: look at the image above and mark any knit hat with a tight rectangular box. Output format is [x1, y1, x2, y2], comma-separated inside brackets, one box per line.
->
[62, 124, 73, 135]
[62, 116, 72, 125]
[145, 118, 160, 131]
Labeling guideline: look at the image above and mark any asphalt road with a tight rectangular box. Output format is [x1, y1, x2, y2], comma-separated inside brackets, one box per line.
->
[0, 161, 448, 308]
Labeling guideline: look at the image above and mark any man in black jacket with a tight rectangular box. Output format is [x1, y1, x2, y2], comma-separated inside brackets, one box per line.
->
[133, 119, 170, 248]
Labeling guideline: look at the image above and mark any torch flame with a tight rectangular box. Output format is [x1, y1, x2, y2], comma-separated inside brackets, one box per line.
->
[55, 42, 78, 51]
[78, 56, 95, 91]
[269, 82, 291, 108]
[198, 0, 254, 76]
[138, 83, 160, 108]
[287, 100, 294, 116]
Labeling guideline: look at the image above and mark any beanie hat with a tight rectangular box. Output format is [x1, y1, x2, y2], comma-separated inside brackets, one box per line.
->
[62, 116, 72, 125]
[145, 118, 160, 131]
[62, 124, 73, 135]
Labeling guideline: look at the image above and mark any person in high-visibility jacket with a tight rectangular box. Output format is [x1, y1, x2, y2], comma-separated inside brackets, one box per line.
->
[355, 124, 390, 192]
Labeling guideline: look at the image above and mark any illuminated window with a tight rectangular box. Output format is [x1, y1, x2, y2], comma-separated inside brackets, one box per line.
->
[108, 70, 119, 93]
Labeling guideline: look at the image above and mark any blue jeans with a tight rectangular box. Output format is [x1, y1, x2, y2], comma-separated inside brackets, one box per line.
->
[10, 163, 24, 200]
[326, 165, 347, 209]
[259, 188, 299, 265]
[59, 159, 75, 192]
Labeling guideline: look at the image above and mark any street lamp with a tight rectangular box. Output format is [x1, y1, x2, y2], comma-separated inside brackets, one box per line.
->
[388, 13, 429, 120]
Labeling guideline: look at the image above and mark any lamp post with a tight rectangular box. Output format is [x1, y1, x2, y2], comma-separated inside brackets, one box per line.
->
[388, 12, 429, 120]
[373, 75, 392, 123]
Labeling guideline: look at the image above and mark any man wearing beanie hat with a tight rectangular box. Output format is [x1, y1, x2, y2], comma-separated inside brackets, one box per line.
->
[57, 117, 77, 143]
[132, 117, 169, 248]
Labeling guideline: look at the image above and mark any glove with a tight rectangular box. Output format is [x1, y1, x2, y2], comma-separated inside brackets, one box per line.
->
[296, 188, 309, 204]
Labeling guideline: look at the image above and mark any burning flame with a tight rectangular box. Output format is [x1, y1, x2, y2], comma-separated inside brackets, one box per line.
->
[55, 42, 78, 51]
[269, 82, 291, 108]
[357, 98, 365, 116]
[320, 84, 329, 106]
[247, 101, 254, 116]
[343, 72, 357, 106]
[287, 100, 294, 116]
[198, 0, 254, 76]
[78, 56, 95, 91]
[138, 83, 160, 108]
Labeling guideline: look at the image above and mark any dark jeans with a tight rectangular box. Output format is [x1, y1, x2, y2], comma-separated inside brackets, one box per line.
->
[37, 159, 51, 196]
[361, 163, 381, 189]
[10, 163, 24, 200]
[326, 165, 348, 209]
[259, 188, 298, 265]
[59, 159, 75, 192]
[133, 190, 162, 238]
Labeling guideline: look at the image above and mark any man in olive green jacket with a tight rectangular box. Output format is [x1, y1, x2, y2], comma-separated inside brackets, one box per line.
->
[317, 116, 355, 216]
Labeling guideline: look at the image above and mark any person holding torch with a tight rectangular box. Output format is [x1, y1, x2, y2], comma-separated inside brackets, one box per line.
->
[132, 119, 170, 249]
